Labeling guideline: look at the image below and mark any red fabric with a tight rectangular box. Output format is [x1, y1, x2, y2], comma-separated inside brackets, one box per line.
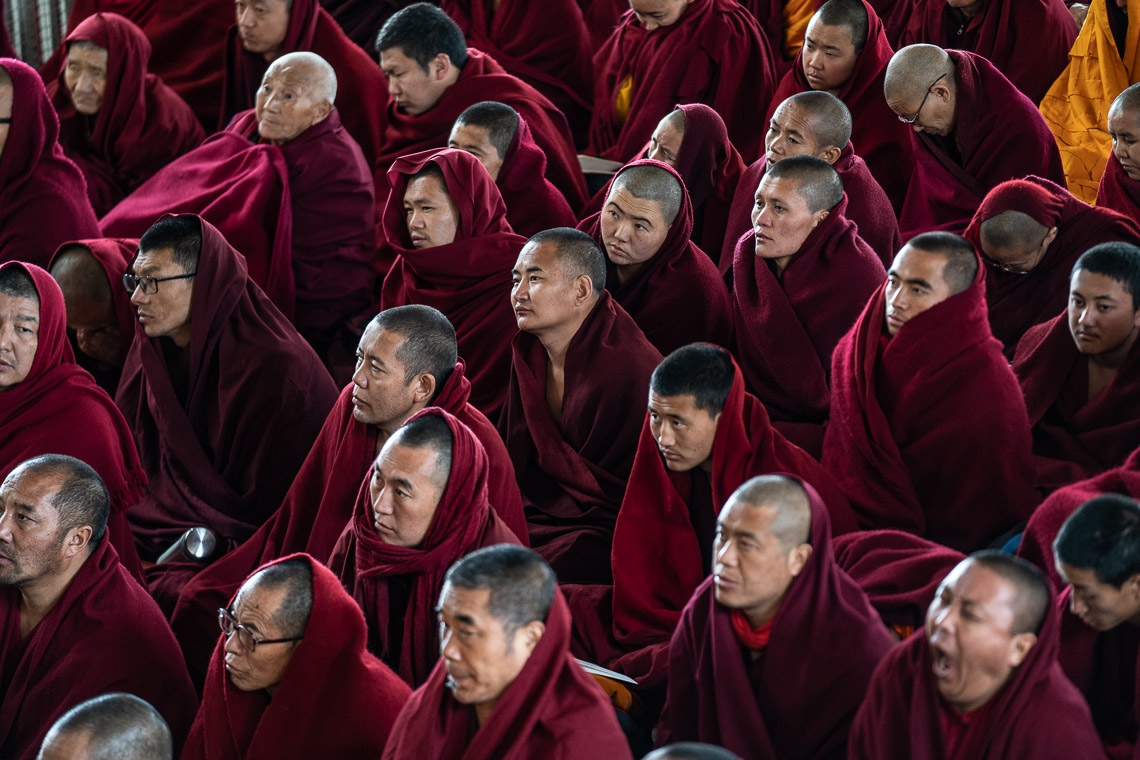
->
[578, 159, 733, 357]
[381, 589, 634, 760]
[181, 553, 411, 760]
[657, 478, 895, 758]
[588, 0, 776, 164]
[822, 253, 1041, 552]
[380, 148, 526, 420]
[729, 610, 774, 649]
[115, 215, 338, 559]
[495, 115, 578, 238]
[328, 407, 522, 686]
[1098, 153, 1140, 221]
[0, 59, 99, 268]
[0, 541, 198, 760]
[579, 0, 629, 49]
[865, 0, 911, 47]
[318, 0, 406, 51]
[898, 52, 1066, 240]
[499, 292, 662, 583]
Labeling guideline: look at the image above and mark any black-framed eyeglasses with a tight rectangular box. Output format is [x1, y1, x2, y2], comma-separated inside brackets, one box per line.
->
[122, 272, 196, 295]
[898, 73, 947, 125]
[0, 118, 10, 124]
[217, 607, 303, 653]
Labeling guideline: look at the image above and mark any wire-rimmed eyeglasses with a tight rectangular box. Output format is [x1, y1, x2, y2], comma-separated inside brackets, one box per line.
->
[217, 607, 303, 653]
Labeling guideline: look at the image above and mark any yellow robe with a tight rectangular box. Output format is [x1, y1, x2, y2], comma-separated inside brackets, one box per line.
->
[783, 0, 816, 58]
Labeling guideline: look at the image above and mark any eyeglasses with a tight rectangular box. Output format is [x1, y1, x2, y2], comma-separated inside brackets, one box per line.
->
[0, 118, 10, 124]
[898, 73, 947, 125]
[217, 607, 303, 653]
[122, 271, 196, 295]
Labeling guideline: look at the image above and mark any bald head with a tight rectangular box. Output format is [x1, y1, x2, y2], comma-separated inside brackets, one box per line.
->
[645, 745, 743, 760]
[729, 475, 812, 550]
[884, 44, 954, 104]
[609, 163, 684, 226]
[37, 693, 172, 760]
[661, 107, 686, 135]
[765, 155, 844, 213]
[454, 101, 519, 164]
[979, 211, 1050, 253]
[50, 246, 112, 307]
[266, 51, 337, 104]
[524, 227, 607, 296]
[906, 231, 978, 295]
[1111, 82, 1140, 119]
[968, 552, 1052, 635]
[783, 91, 852, 150]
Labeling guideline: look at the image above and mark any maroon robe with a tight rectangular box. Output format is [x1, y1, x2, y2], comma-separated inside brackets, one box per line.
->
[494, 114, 578, 238]
[1098, 152, 1140, 221]
[318, 0, 406, 51]
[671, 103, 747, 260]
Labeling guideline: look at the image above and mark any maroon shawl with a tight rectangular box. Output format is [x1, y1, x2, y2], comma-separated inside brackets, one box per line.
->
[115, 215, 338, 559]
[318, 0, 406, 51]
[589, 0, 776, 163]
[1098, 152, 1140, 221]
[381, 589, 634, 760]
[495, 114, 578, 238]
[0, 541, 198, 760]
[899, 52, 1066, 240]
[657, 478, 895, 758]
[380, 149, 525, 419]
[579, 159, 732, 357]
[671, 103, 747, 259]
[822, 255, 1040, 552]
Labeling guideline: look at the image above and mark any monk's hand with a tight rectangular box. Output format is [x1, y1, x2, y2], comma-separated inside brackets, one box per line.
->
[1068, 3, 1089, 27]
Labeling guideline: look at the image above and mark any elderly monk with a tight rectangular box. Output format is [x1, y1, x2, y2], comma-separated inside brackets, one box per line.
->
[588, 0, 775, 164]
[0, 456, 197, 760]
[116, 215, 337, 569]
[0, 59, 99, 268]
[1098, 83, 1140, 216]
[579, 160, 732, 357]
[46, 14, 203, 217]
[658, 475, 893, 757]
[849, 552, 1103, 759]
[966, 178, 1140, 357]
[379, 149, 526, 419]
[329, 409, 522, 685]
[729, 155, 884, 455]
[723, 91, 900, 268]
[382, 545, 634, 759]
[502, 228, 662, 583]
[37, 693, 173, 760]
[646, 745, 741, 760]
[885, 45, 1066, 240]
[1013, 243, 1140, 492]
[823, 232, 1040, 552]
[449, 101, 577, 237]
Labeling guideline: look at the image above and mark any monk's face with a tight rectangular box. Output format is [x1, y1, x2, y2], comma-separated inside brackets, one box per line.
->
[925, 561, 1036, 713]
[648, 391, 721, 472]
[369, 440, 447, 548]
[403, 172, 460, 249]
[448, 123, 505, 182]
[255, 62, 331, 145]
[63, 42, 109, 116]
[801, 18, 859, 94]
[0, 469, 69, 588]
[1108, 105, 1140, 181]
[600, 185, 672, 272]
[511, 241, 588, 336]
[0, 83, 12, 161]
[1058, 561, 1140, 632]
[381, 46, 450, 116]
[0, 291, 39, 391]
[236, 0, 291, 62]
[887, 74, 956, 137]
[884, 245, 954, 336]
[128, 246, 194, 349]
[764, 101, 834, 165]
[647, 116, 684, 167]
[630, 0, 693, 30]
[751, 175, 829, 272]
[352, 325, 425, 429]
[978, 216, 1055, 275]
[66, 292, 126, 368]
[1068, 268, 1140, 361]
[223, 579, 302, 694]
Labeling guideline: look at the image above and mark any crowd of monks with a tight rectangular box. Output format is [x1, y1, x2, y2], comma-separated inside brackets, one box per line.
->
[3, 0, 1140, 757]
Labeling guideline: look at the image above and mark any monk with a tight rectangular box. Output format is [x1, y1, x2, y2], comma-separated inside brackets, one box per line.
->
[849, 552, 1104, 759]
[0, 59, 99, 268]
[823, 232, 1040, 552]
[579, 160, 732, 356]
[1014, 243, 1140, 492]
[729, 155, 884, 455]
[182, 555, 410, 759]
[1098, 83, 1140, 217]
[588, 0, 776, 164]
[502, 227, 662, 583]
[646, 746, 741, 760]
[38, 693, 173, 760]
[448, 101, 578, 237]
[329, 409, 522, 685]
[382, 545, 634, 759]
[0, 455, 197, 760]
[658, 475, 894, 757]
[884, 45, 1066, 240]
[379, 148, 526, 419]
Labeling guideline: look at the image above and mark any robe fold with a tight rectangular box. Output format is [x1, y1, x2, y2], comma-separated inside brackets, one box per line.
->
[1098, 152, 1140, 219]
[494, 115, 578, 238]
[318, 0, 405, 51]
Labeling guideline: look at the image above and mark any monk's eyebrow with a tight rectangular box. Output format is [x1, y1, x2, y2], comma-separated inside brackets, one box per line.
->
[805, 34, 841, 52]
[607, 200, 655, 226]
[386, 475, 415, 492]
[14, 314, 38, 323]
[454, 613, 478, 626]
[1072, 289, 1120, 302]
[888, 270, 934, 289]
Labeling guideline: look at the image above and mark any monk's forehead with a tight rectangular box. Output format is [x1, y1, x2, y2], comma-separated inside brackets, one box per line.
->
[263, 62, 316, 90]
[773, 102, 824, 140]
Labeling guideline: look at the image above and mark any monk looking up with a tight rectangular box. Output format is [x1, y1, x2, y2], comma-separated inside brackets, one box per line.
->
[1098, 83, 1140, 218]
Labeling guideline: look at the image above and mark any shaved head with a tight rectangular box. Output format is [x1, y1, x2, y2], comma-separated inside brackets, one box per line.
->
[729, 475, 812, 550]
[907, 231, 979, 295]
[50, 246, 113, 307]
[884, 43, 954, 103]
[661, 107, 687, 135]
[980, 211, 1050, 252]
[765, 155, 844, 213]
[968, 552, 1052, 635]
[266, 50, 337, 104]
[784, 91, 852, 150]
[609, 163, 684, 226]
[815, 0, 869, 51]
[1112, 82, 1140, 118]
[525, 227, 607, 296]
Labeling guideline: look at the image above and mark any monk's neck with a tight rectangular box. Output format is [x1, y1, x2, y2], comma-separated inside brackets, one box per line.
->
[18, 552, 90, 640]
[614, 261, 647, 287]
[474, 697, 499, 727]
[533, 305, 594, 367]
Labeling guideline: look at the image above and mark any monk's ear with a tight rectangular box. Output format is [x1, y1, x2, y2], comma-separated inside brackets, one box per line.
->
[518, 620, 546, 655]
[430, 53, 451, 81]
[787, 543, 813, 578]
[1007, 631, 1037, 668]
[411, 372, 437, 404]
[812, 209, 829, 228]
[818, 145, 842, 164]
[314, 99, 333, 122]
[1042, 226, 1059, 250]
[62, 525, 93, 559]
[574, 275, 594, 305]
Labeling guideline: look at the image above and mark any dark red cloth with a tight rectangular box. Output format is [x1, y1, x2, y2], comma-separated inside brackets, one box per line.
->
[579, 0, 629, 49]
[500, 292, 662, 583]
[328, 407, 522, 686]
[965, 175, 1140, 357]
[579, 159, 732, 357]
[181, 553, 411, 760]
[898, 52, 1066, 240]
[381, 588, 634, 760]
[822, 253, 1041, 552]
[657, 478, 895, 758]
[318, 0, 406, 51]
[380, 148, 525, 420]
[115, 215, 338, 560]
[46, 14, 204, 217]
[865, 0, 911, 47]
[0, 541, 198, 760]
[1098, 153, 1140, 222]
[495, 114, 578, 238]
[588, 0, 776, 164]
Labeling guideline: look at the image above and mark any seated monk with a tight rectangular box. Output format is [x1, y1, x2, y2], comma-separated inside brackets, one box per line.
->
[579, 160, 732, 357]
[329, 409, 522, 685]
[849, 552, 1103, 759]
[646, 745, 742, 760]
[588, 0, 776, 164]
[116, 215, 338, 569]
[0, 262, 145, 580]
[0, 59, 99, 268]
[502, 228, 662, 583]
[729, 155, 885, 455]
[46, 14, 204, 217]
[885, 45, 1066, 240]
[1098, 83, 1140, 216]
[448, 101, 577, 237]
[182, 555, 410, 758]
[0, 456, 197, 760]
[382, 545, 634, 759]
[965, 177, 1140, 357]
[379, 148, 527, 419]
[38, 693, 173, 760]
[822, 232, 1040, 552]
[658, 475, 894, 757]
[1014, 243, 1140, 492]
[722, 91, 900, 269]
